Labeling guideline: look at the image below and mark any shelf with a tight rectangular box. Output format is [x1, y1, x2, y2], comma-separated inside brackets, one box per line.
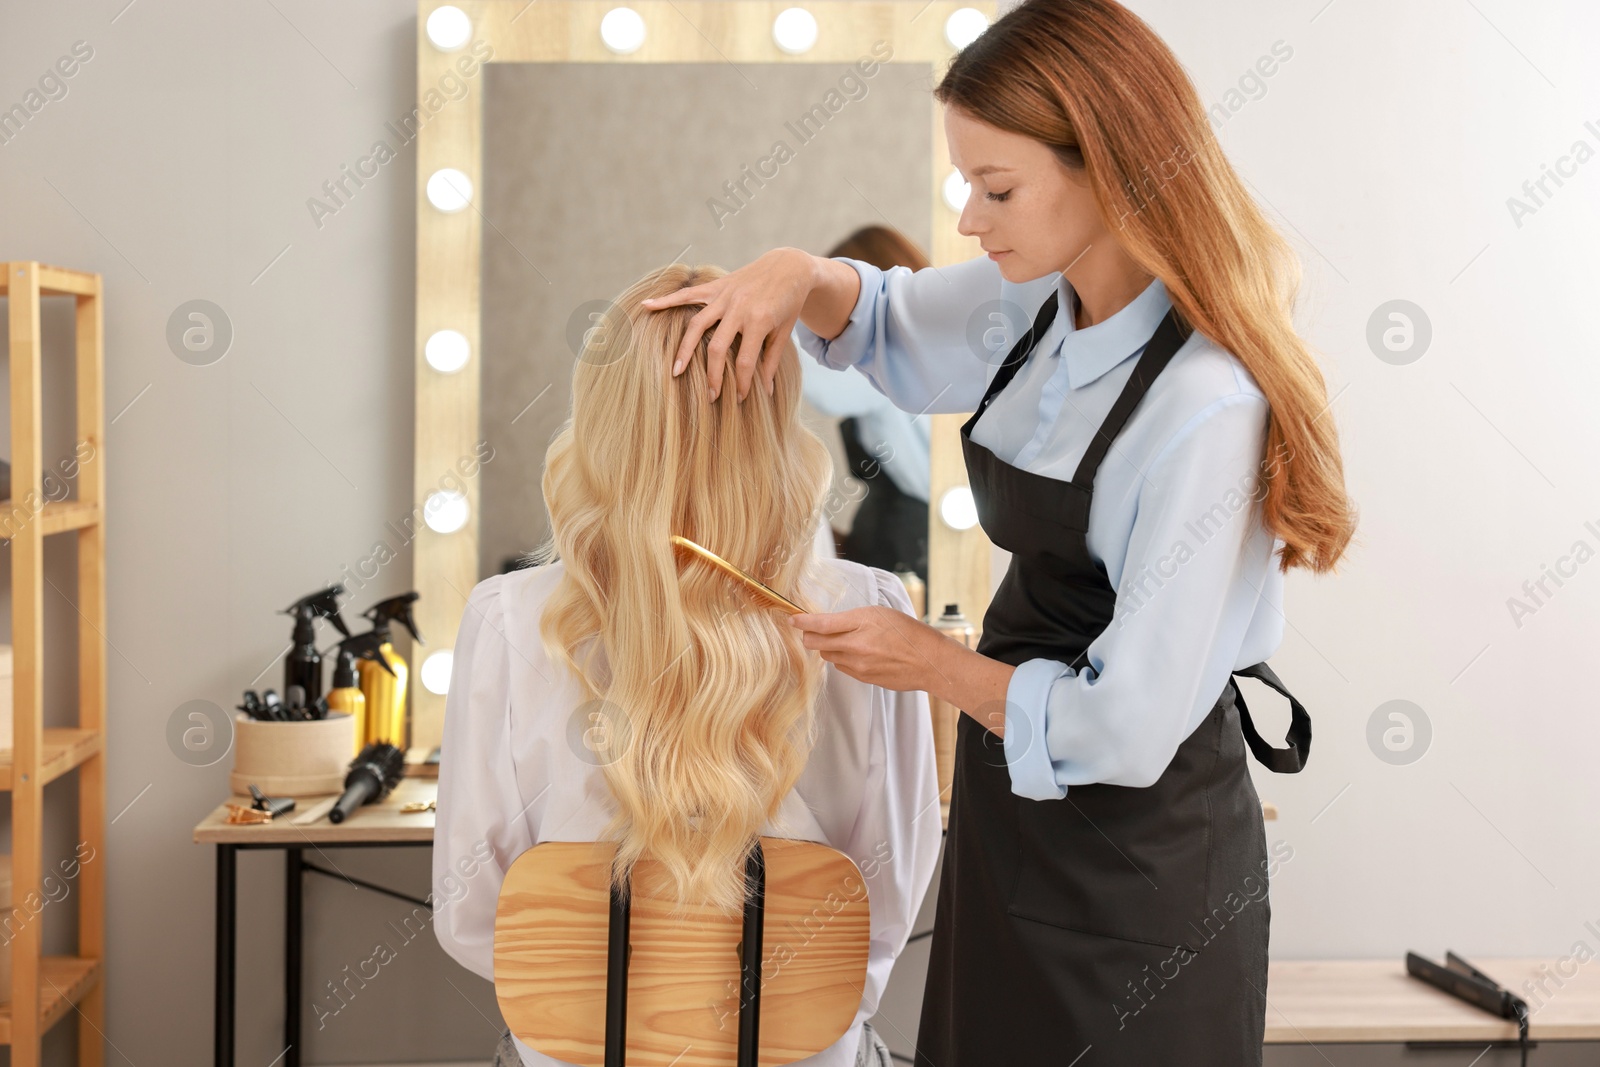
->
[0, 729, 102, 791]
[3, 258, 107, 1067]
[0, 264, 98, 297]
[0, 956, 101, 1044]
[0, 500, 101, 538]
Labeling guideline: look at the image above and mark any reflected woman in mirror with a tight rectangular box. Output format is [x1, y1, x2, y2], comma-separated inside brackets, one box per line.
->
[801, 225, 933, 587]
[432, 263, 942, 1067]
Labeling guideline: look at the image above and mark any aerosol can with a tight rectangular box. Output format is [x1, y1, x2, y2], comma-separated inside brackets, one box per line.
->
[928, 604, 978, 815]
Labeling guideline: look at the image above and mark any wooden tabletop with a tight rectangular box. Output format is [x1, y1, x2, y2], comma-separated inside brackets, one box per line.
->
[1264, 958, 1599, 1043]
[192, 778, 437, 845]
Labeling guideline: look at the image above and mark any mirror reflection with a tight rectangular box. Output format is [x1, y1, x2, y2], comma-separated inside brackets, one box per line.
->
[477, 61, 933, 586]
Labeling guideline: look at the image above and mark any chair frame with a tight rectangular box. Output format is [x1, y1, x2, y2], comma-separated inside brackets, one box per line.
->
[606, 843, 768, 1067]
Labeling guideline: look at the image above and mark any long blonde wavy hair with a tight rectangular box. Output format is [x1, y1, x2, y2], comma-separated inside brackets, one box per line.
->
[936, 0, 1358, 572]
[526, 263, 843, 915]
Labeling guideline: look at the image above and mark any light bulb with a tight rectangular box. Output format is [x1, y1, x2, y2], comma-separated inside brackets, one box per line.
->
[426, 168, 474, 212]
[772, 8, 818, 54]
[420, 650, 455, 695]
[424, 489, 470, 534]
[425, 329, 471, 373]
[939, 486, 978, 531]
[600, 7, 646, 54]
[425, 6, 472, 51]
[945, 8, 988, 48]
[942, 168, 970, 212]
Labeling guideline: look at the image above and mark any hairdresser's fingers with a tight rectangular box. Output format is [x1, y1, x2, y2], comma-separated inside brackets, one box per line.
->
[797, 625, 896, 690]
[704, 313, 752, 402]
[639, 280, 724, 376]
[752, 315, 798, 399]
[796, 627, 865, 667]
[666, 298, 727, 383]
[790, 608, 868, 636]
[827, 655, 889, 689]
[639, 280, 719, 312]
[729, 309, 780, 403]
[804, 641, 868, 680]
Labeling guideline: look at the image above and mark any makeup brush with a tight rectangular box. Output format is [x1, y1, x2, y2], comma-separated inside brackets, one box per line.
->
[329, 741, 406, 824]
[669, 534, 805, 615]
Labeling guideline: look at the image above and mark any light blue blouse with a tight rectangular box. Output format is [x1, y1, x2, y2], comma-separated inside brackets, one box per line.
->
[794, 254, 1287, 800]
[799, 345, 932, 502]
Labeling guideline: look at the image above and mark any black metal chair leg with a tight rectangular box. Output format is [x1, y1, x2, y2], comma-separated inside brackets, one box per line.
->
[737, 843, 766, 1067]
[605, 874, 631, 1067]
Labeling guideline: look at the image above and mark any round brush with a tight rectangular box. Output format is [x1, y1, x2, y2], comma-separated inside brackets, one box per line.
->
[329, 741, 406, 824]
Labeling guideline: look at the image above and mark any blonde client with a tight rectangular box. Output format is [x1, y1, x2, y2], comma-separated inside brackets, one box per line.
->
[431, 263, 943, 1067]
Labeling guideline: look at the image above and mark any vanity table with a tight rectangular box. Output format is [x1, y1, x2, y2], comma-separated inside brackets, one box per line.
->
[194, 777, 438, 1067]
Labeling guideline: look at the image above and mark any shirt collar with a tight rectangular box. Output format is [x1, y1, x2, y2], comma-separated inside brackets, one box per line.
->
[1050, 275, 1172, 391]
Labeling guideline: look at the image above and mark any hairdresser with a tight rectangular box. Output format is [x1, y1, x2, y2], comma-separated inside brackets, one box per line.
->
[640, 0, 1355, 1063]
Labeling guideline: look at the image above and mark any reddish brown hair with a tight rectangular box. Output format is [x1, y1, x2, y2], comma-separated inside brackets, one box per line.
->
[936, 0, 1356, 573]
[826, 225, 931, 271]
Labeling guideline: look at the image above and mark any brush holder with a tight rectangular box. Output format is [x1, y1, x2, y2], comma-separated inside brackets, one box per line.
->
[230, 712, 356, 797]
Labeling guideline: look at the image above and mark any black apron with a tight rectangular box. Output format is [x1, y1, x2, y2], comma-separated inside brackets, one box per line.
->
[914, 293, 1312, 1066]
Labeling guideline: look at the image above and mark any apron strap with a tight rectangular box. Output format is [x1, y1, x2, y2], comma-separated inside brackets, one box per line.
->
[1231, 662, 1311, 773]
[962, 292, 1061, 438]
[1069, 308, 1189, 491]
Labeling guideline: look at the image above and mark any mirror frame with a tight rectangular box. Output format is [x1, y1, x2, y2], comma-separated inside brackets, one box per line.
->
[413, 0, 998, 750]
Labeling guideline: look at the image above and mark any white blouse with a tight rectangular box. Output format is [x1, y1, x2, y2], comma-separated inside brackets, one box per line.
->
[432, 557, 943, 1067]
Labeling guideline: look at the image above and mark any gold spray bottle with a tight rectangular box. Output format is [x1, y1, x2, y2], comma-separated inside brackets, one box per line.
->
[327, 632, 394, 756]
[354, 592, 422, 750]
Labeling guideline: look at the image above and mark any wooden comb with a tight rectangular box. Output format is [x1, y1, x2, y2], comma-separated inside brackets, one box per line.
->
[669, 534, 805, 615]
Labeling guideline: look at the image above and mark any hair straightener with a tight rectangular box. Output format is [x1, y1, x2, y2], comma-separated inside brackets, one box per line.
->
[1405, 950, 1530, 1065]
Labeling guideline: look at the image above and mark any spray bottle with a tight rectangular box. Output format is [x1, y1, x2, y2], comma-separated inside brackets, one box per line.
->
[281, 585, 352, 702]
[355, 592, 422, 750]
[327, 630, 395, 756]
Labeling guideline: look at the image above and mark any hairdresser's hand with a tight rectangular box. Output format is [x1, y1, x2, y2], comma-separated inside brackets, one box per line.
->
[639, 247, 814, 403]
[791, 606, 1018, 736]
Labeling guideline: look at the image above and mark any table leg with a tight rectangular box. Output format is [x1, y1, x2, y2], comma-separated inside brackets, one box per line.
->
[215, 844, 237, 1067]
[286, 846, 303, 1067]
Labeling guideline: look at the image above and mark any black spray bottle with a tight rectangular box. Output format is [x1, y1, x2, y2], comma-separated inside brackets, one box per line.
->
[282, 585, 353, 703]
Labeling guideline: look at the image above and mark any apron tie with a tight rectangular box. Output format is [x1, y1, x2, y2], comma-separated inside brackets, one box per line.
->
[1231, 661, 1312, 773]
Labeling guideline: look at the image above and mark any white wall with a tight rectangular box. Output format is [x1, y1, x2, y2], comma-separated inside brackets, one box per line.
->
[0, 3, 478, 1064]
[1, 0, 1597, 1064]
[1152, 0, 1600, 965]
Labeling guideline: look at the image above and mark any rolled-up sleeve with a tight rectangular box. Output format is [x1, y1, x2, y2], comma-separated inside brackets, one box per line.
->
[431, 574, 538, 982]
[794, 254, 1027, 416]
[1002, 394, 1275, 798]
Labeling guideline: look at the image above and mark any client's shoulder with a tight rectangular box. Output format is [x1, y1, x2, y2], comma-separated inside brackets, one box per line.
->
[802, 556, 918, 616]
[463, 560, 565, 624]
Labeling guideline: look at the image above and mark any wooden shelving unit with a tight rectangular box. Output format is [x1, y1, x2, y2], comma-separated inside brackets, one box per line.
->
[0, 262, 107, 1067]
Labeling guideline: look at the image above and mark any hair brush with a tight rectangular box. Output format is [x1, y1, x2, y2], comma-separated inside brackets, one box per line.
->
[329, 741, 407, 824]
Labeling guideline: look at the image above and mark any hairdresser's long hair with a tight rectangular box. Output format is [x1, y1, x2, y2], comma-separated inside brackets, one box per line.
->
[938, 0, 1356, 572]
[527, 263, 840, 915]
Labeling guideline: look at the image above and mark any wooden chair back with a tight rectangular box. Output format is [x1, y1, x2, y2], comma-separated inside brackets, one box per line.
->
[494, 836, 871, 1067]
